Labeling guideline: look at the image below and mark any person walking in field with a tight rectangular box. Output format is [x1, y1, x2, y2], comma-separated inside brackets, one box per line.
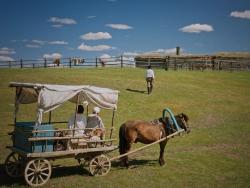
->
[145, 65, 155, 94]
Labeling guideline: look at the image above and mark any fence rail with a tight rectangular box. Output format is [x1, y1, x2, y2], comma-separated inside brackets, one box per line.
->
[1, 55, 250, 71]
[0, 56, 136, 69]
[135, 56, 250, 71]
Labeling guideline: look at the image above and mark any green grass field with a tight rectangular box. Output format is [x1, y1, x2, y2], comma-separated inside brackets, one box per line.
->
[0, 68, 250, 188]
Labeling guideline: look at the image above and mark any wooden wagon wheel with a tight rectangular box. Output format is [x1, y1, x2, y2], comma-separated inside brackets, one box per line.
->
[24, 158, 51, 187]
[5, 152, 25, 178]
[89, 154, 111, 176]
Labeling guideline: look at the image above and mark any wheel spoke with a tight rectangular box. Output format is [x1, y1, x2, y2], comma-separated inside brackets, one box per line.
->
[39, 162, 46, 169]
[10, 166, 17, 175]
[14, 169, 19, 176]
[39, 174, 45, 183]
[92, 160, 99, 165]
[12, 154, 17, 162]
[27, 167, 35, 172]
[102, 164, 110, 167]
[41, 172, 49, 177]
[99, 157, 103, 164]
[29, 175, 34, 183]
[27, 172, 35, 177]
[94, 168, 100, 175]
[35, 176, 39, 185]
[31, 161, 36, 170]
[6, 161, 15, 165]
[37, 160, 41, 169]
[40, 167, 49, 172]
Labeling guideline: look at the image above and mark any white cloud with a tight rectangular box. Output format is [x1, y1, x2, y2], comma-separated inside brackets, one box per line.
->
[140, 48, 184, 55]
[100, 54, 111, 59]
[30, 40, 68, 45]
[78, 43, 113, 51]
[179, 23, 214, 33]
[106, 24, 133, 30]
[0, 55, 14, 61]
[32, 40, 46, 45]
[123, 52, 139, 56]
[87, 16, 96, 19]
[230, 10, 250, 19]
[51, 24, 64, 28]
[26, 44, 40, 48]
[49, 17, 77, 25]
[155, 48, 182, 54]
[80, 32, 112, 40]
[0, 47, 16, 55]
[43, 53, 62, 59]
[49, 41, 68, 45]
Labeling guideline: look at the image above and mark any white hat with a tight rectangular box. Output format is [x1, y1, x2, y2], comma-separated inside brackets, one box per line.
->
[93, 106, 100, 113]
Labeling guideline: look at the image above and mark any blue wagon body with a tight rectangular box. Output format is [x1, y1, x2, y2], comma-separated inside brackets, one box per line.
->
[14, 122, 54, 153]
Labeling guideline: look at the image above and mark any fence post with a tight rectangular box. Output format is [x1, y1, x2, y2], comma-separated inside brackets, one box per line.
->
[69, 57, 72, 68]
[20, 59, 23, 68]
[121, 55, 123, 68]
[44, 58, 47, 68]
[174, 58, 177, 71]
[165, 56, 169, 71]
[230, 62, 233, 72]
[148, 58, 151, 67]
[95, 57, 98, 68]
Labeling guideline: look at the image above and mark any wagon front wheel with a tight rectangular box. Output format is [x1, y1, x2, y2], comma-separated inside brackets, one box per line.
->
[24, 158, 51, 187]
[89, 154, 111, 176]
[5, 152, 25, 178]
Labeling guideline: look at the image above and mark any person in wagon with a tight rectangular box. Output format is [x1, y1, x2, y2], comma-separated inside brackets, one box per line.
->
[87, 106, 105, 139]
[68, 105, 87, 136]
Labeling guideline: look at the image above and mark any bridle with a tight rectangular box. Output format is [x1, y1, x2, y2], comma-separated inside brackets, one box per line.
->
[178, 115, 189, 130]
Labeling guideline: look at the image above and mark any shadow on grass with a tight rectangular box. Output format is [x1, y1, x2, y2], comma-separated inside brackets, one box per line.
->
[126, 88, 146, 94]
[0, 163, 91, 187]
[0, 164, 26, 187]
[0, 159, 158, 186]
[111, 159, 158, 170]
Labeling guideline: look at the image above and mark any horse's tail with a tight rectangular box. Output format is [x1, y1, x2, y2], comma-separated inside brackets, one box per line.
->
[119, 123, 128, 154]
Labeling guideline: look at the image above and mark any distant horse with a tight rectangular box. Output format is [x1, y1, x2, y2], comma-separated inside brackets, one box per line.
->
[119, 113, 190, 168]
[53, 58, 60, 66]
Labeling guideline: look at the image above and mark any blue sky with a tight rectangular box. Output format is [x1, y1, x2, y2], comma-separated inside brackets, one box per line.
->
[0, 0, 250, 61]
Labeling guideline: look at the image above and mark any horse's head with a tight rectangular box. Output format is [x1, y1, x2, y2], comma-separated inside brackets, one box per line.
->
[176, 113, 190, 133]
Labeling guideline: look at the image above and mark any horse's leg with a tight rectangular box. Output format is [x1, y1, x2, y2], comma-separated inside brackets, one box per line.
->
[159, 140, 168, 166]
[122, 142, 133, 168]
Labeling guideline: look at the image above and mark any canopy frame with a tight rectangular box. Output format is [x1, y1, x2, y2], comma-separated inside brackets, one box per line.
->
[9, 82, 119, 126]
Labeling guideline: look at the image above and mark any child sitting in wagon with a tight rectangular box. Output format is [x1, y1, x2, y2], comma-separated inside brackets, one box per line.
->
[86, 106, 105, 140]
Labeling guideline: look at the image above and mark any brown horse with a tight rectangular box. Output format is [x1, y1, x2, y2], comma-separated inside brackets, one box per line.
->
[119, 113, 190, 168]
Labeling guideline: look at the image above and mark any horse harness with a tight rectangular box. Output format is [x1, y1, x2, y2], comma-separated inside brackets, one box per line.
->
[150, 119, 166, 139]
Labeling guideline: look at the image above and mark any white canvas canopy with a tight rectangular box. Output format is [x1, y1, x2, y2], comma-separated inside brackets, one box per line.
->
[10, 82, 119, 125]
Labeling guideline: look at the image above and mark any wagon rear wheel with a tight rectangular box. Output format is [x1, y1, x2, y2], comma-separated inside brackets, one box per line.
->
[5, 152, 25, 178]
[89, 154, 111, 176]
[24, 158, 51, 187]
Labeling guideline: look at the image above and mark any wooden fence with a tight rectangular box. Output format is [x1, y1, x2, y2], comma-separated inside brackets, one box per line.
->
[135, 55, 250, 71]
[0, 56, 135, 69]
[1, 55, 250, 71]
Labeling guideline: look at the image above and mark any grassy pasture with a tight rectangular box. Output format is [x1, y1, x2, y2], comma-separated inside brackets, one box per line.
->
[0, 68, 249, 188]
